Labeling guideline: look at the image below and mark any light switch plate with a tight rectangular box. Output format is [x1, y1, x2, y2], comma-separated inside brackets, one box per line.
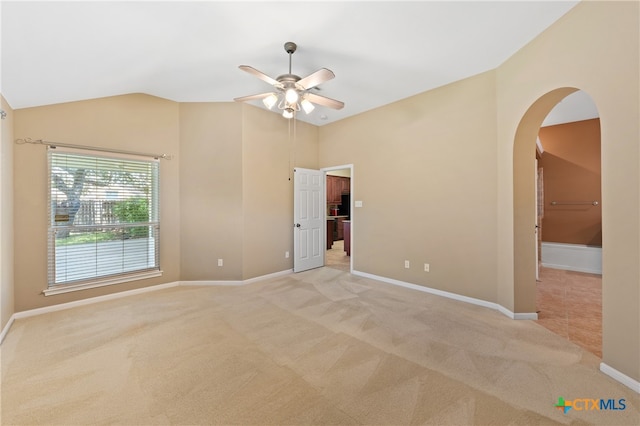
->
[355, 200, 363, 207]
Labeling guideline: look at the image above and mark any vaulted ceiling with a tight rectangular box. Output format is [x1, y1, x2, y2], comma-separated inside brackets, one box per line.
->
[1, 1, 582, 126]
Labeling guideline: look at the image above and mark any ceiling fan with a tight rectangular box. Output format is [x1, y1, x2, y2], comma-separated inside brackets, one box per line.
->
[234, 42, 344, 119]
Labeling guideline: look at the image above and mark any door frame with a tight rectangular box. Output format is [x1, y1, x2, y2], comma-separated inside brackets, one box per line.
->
[322, 164, 354, 273]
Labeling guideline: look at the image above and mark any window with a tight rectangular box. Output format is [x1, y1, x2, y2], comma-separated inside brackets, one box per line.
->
[46, 147, 160, 295]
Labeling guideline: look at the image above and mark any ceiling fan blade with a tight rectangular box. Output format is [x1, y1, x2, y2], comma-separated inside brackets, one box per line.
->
[297, 68, 335, 90]
[305, 92, 344, 110]
[233, 92, 273, 103]
[238, 65, 279, 86]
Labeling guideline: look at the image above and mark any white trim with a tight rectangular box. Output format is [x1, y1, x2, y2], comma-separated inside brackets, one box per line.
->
[43, 270, 164, 296]
[2, 270, 295, 344]
[182, 280, 243, 286]
[17, 281, 179, 320]
[536, 137, 544, 155]
[5, 269, 293, 344]
[600, 363, 640, 394]
[351, 270, 538, 320]
[322, 164, 353, 173]
[181, 269, 293, 287]
[497, 305, 539, 320]
[514, 312, 539, 320]
[244, 269, 293, 284]
[1, 281, 180, 344]
[0, 315, 15, 345]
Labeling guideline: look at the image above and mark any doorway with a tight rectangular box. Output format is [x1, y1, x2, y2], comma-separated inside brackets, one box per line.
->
[514, 88, 603, 357]
[535, 92, 602, 356]
[323, 165, 353, 272]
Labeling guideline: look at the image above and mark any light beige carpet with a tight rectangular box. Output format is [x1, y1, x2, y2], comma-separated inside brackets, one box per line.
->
[1, 267, 638, 425]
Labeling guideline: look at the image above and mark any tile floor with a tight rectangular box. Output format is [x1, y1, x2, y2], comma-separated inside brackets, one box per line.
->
[536, 267, 602, 358]
[325, 239, 350, 271]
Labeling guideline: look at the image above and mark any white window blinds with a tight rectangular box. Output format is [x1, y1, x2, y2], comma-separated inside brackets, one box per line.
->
[47, 147, 160, 290]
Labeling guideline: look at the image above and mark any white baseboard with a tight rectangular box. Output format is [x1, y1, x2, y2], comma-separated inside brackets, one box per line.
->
[1, 270, 295, 345]
[13, 281, 180, 320]
[0, 281, 180, 344]
[541, 242, 602, 274]
[0, 315, 15, 345]
[183, 280, 244, 286]
[351, 270, 538, 321]
[600, 363, 640, 394]
[497, 305, 539, 320]
[181, 269, 293, 287]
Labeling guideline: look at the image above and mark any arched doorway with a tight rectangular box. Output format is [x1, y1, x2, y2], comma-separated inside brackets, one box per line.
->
[513, 87, 602, 356]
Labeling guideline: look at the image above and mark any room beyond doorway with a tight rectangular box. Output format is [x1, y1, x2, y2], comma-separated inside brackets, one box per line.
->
[323, 165, 353, 272]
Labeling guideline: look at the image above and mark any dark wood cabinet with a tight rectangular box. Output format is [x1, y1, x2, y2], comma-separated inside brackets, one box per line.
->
[326, 219, 334, 249]
[340, 177, 350, 195]
[343, 221, 351, 255]
[326, 175, 340, 205]
[326, 175, 350, 205]
[336, 217, 345, 240]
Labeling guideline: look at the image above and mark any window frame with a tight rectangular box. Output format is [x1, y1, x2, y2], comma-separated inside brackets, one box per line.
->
[45, 147, 162, 296]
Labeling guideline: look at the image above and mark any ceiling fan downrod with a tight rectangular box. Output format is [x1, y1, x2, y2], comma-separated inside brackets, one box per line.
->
[284, 42, 297, 75]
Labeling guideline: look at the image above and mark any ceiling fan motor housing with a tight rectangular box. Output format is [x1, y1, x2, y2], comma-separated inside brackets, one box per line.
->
[276, 74, 303, 92]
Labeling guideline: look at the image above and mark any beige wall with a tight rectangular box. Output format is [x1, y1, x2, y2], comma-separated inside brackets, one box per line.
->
[1, 96, 15, 330]
[241, 105, 318, 279]
[13, 94, 181, 311]
[319, 71, 499, 303]
[497, 1, 639, 380]
[179, 102, 244, 281]
[178, 103, 318, 281]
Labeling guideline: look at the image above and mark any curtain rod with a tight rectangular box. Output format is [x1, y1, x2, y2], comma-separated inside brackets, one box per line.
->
[14, 138, 173, 160]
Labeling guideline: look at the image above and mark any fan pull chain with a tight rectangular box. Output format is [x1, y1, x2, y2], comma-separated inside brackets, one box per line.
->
[288, 115, 298, 181]
[288, 117, 293, 181]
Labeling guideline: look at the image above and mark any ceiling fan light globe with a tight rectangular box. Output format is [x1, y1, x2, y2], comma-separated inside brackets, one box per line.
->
[301, 98, 315, 114]
[263, 93, 278, 109]
[285, 88, 299, 104]
[282, 109, 294, 119]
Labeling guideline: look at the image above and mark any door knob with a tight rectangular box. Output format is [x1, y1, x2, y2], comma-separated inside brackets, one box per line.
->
[295, 223, 301, 228]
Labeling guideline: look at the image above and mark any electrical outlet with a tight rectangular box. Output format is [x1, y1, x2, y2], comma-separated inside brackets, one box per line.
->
[285, 251, 290, 258]
[404, 260, 410, 269]
[424, 263, 430, 272]
[217, 259, 223, 267]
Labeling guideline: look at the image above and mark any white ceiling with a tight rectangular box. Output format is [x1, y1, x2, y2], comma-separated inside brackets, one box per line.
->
[1, 1, 583, 127]
[542, 90, 599, 127]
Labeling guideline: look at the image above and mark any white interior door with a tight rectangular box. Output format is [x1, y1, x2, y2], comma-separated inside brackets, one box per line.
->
[293, 168, 324, 272]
